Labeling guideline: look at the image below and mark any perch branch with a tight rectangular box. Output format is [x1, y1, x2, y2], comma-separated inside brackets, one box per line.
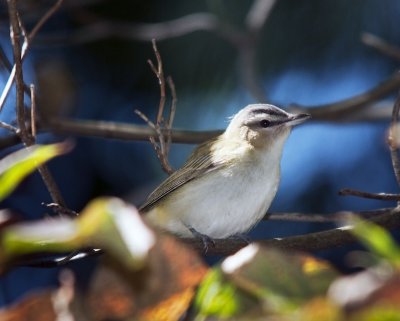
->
[184, 207, 400, 255]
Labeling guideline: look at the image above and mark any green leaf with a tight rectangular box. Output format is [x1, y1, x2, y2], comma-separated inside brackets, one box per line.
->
[194, 268, 243, 319]
[0, 197, 156, 271]
[349, 217, 400, 266]
[220, 244, 339, 313]
[0, 143, 69, 201]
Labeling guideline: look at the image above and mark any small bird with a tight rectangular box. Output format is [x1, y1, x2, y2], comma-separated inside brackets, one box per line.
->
[140, 104, 310, 243]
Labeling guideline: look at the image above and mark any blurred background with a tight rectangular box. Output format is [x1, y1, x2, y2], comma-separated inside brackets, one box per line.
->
[0, 0, 400, 306]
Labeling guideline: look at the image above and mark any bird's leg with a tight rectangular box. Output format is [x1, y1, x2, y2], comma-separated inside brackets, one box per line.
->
[188, 226, 215, 253]
[230, 233, 251, 244]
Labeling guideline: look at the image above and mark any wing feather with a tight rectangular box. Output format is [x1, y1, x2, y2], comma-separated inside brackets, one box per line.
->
[140, 137, 222, 211]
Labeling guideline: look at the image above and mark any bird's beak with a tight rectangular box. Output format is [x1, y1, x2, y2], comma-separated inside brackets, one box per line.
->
[285, 113, 311, 126]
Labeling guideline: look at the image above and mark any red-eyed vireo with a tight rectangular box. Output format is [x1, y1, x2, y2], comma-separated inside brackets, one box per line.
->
[140, 104, 310, 243]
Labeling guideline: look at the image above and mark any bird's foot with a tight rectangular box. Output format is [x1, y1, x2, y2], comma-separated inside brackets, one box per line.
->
[230, 233, 251, 244]
[188, 227, 215, 253]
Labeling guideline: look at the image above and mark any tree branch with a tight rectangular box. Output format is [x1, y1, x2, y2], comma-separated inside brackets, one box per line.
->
[362, 32, 400, 61]
[5, 0, 67, 210]
[291, 72, 400, 120]
[339, 188, 400, 201]
[184, 207, 400, 255]
[388, 89, 400, 190]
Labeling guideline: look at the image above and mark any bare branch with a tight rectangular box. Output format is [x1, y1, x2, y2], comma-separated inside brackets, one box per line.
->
[339, 188, 400, 201]
[135, 109, 174, 175]
[245, 0, 277, 31]
[135, 40, 177, 175]
[362, 32, 400, 61]
[5, 0, 67, 211]
[38, 13, 219, 44]
[267, 208, 392, 223]
[292, 72, 400, 120]
[7, 0, 32, 145]
[28, 0, 64, 43]
[0, 121, 18, 133]
[388, 90, 400, 190]
[0, 100, 394, 151]
[44, 118, 222, 144]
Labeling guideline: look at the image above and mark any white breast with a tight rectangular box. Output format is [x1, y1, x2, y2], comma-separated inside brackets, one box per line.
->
[148, 136, 287, 238]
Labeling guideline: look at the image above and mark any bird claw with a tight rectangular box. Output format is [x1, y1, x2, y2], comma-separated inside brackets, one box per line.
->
[230, 233, 251, 244]
[188, 227, 215, 253]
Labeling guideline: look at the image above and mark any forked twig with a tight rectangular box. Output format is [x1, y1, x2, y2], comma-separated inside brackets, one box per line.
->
[134, 109, 174, 175]
[136, 39, 176, 175]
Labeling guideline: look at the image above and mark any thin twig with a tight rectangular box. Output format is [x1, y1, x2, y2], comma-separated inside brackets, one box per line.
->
[134, 109, 174, 174]
[13, 248, 103, 268]
[245, 0, 277, 32]
[30, 84, 37, 139]
[166, 76, 177, 154]
[136, 40, 175, 175]
[7, 0, 32, 145]
[28, 0, 64, 42]
[362, 32, 400, 61]
[388, 90, 400, 190]
[149, 39, 166, 126]
[42, 202, 78, 217]
[0, 121, 18, 133]
[267, 208, 392, 223]
[0, 0, 64, 112]
[339, 188, 400, 201]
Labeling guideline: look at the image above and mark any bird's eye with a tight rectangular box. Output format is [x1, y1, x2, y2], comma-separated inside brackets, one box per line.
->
[259, 119, 270, 128]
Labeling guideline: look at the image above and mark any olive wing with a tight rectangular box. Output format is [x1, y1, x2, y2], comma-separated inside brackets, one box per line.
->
[139, 138, 222, 212]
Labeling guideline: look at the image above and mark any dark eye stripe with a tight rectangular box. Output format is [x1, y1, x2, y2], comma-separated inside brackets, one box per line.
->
[251, 108, 286, 117]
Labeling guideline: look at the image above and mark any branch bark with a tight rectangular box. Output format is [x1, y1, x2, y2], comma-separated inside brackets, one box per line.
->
[184, 207, 400, 255]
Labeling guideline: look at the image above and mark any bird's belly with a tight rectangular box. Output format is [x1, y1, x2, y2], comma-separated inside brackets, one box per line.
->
[153, 163, 280, 238]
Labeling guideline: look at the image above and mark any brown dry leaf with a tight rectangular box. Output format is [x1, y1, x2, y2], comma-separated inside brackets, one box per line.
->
[0, 291, 56, 321]
[346, 274, 400, 319]
[0, 269, 77, 321]
[86, 233, 208, 321]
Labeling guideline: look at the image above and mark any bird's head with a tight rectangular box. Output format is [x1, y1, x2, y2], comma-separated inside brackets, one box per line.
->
[223, 104, 310, 148]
